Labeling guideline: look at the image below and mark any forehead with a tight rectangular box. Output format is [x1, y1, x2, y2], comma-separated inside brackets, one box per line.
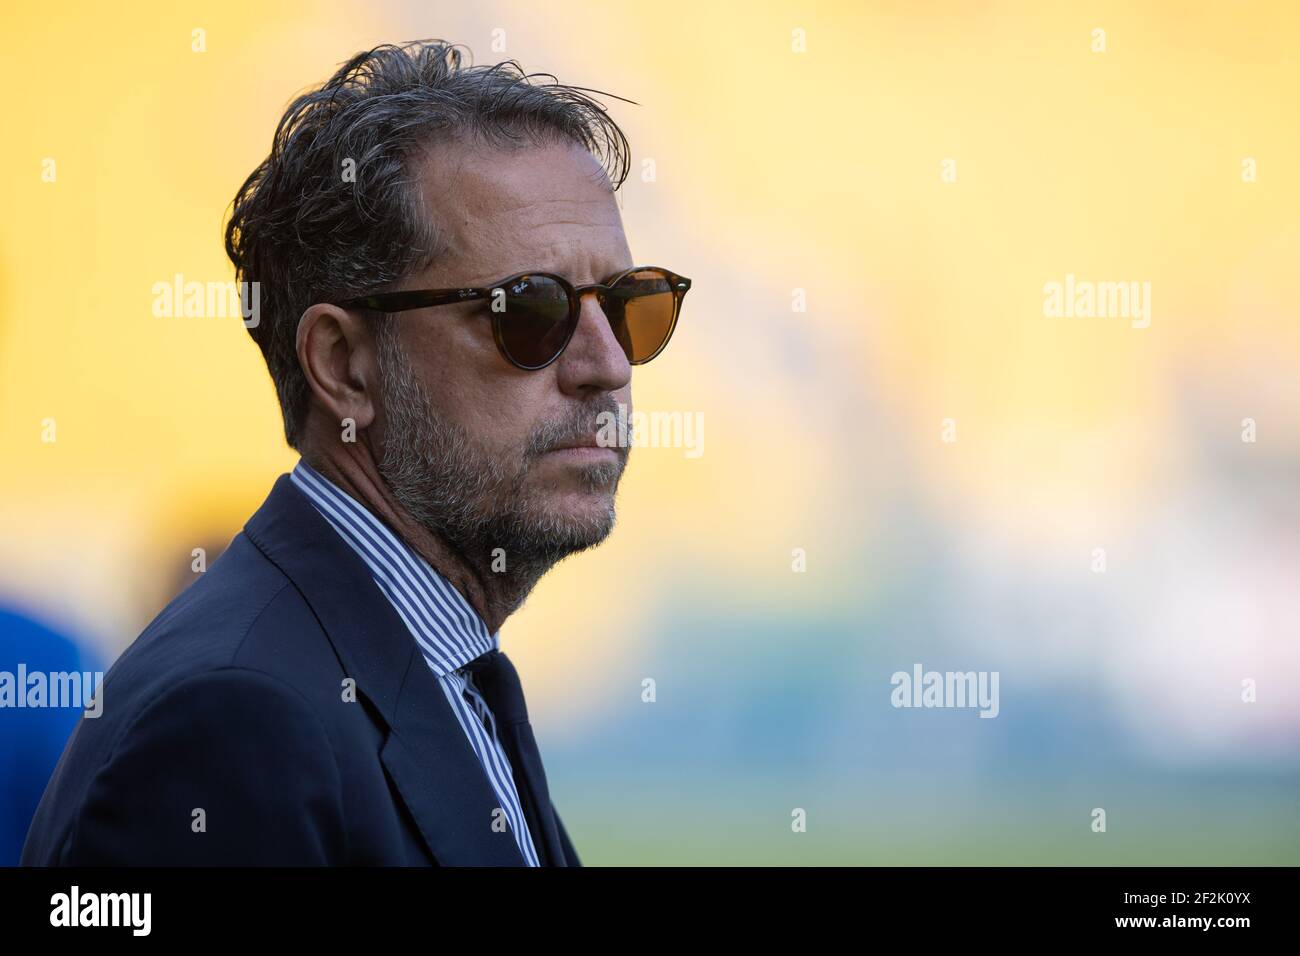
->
[414, 138, 631, 285]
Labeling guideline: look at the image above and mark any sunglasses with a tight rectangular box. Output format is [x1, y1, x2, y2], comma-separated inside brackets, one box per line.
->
[337, 265, 691, 371]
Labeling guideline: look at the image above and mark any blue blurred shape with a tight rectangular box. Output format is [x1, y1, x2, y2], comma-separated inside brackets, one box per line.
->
[0, 603, 98, 866]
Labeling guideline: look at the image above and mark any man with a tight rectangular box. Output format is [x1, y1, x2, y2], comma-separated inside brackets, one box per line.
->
[21, 40, 690, 866]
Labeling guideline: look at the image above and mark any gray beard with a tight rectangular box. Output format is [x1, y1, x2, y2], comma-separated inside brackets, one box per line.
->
[372, 324, 627, 615]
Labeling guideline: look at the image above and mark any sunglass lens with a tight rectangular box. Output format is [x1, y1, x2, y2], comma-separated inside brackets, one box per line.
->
[605, 268, 680, 364]
[496, 275, 573, 368]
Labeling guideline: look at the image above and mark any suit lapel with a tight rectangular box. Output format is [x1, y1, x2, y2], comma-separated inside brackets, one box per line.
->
[554, 808, 582, 866]
[243, 474, 524, 866]
[472, 651, 571, 866]
[380, 654, 525, 865]
[503, 718, 568, 865]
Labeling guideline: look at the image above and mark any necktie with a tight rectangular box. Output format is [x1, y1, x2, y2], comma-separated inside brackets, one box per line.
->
[461, 649, 569, 866]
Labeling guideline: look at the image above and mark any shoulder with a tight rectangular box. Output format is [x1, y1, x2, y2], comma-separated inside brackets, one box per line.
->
[105, 531, 343, 714]
[29, 533, 354, 850]
[54, 664, 348, 864]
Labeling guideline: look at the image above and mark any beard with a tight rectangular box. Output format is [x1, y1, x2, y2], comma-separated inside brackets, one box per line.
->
[371, 323, 629, 587]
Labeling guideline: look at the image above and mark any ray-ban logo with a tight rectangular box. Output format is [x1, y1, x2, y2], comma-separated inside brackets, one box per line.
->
[890, 663, 1000, 718]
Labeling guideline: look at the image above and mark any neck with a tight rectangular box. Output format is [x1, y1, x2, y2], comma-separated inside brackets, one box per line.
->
[303, 444, 542, 635]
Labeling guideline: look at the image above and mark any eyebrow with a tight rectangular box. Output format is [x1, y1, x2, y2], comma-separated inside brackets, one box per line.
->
[461, 262, 630, 288]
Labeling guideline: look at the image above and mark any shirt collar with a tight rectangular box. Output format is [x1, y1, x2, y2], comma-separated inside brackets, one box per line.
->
[289, 458, 497, 677]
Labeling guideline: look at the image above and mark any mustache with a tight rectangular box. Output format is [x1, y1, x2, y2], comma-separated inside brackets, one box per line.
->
[525, 397, 627, 459]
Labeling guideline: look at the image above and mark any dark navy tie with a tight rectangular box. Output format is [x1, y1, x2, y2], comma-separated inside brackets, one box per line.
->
[461, 649, 570, 867]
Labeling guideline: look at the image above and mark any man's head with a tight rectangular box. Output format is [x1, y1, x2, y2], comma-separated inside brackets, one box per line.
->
[225, 41, 642, 582]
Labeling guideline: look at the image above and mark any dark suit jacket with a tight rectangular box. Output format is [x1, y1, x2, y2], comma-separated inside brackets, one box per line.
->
[21, 475, 580, 866]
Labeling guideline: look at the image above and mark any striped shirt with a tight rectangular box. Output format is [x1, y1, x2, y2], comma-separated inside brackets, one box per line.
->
[290, 458, 540, 866]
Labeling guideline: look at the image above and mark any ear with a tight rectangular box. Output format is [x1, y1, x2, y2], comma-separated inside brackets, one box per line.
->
[295, 303, 381, 434]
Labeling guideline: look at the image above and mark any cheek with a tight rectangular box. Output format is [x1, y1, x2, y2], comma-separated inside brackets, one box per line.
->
[402, 326, 505, 428]
[422, 358, 553, 456]
[487, 376, 556, 452]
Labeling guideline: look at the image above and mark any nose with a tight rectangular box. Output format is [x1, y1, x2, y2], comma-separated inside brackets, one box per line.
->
[553, 289, 632, 395]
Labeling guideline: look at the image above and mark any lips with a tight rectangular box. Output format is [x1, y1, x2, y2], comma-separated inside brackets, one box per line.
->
[548, 434, 603, 452]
